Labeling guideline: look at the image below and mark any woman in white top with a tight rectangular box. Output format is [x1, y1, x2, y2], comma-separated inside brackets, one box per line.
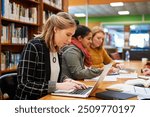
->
[15, 12, 86, 100]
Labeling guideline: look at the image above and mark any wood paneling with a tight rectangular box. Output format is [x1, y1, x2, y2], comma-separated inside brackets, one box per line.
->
[88, 22, 100, 29]
[63, 0, 69, 12]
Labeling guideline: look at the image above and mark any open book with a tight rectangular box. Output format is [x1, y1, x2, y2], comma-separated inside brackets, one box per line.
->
[125, 79, 150, 88]
[106, 83, 150, 99]
[138, 75, 150, 80]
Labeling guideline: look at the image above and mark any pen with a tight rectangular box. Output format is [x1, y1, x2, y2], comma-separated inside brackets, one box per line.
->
[106, 88, 123, 92]
[141, 98, 150, 100]
[108, 72, 119, 75]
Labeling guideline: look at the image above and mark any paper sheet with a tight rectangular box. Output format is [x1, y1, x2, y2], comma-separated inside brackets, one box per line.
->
[117, 73, 138, 79]
[138, 75, 150, 80]
[114, 60, 125, 63]
[84, 75, 117, 81]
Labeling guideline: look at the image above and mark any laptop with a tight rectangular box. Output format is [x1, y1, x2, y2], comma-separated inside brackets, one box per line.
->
[51, 63, 112, 98]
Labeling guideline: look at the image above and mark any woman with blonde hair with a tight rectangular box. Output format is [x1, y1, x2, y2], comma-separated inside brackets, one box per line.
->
[87, 26, 123, 72]
[14, 12, 86, 100]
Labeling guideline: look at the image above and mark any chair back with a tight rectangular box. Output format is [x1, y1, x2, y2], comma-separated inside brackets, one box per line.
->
[110, 52, 121, 60]
[0, 73, 17, 99]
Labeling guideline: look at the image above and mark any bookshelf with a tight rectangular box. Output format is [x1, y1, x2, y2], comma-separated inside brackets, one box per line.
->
[0, 0, 68, 75]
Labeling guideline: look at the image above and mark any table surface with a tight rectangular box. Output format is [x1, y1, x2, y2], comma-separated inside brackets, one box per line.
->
[40, 61, 145, 100]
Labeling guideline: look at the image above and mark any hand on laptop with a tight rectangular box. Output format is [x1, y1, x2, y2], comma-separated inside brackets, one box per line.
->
[108, 67, 119, 75]
[56, 79, 87, 91]
[116, 63, 124, 70]
[64, 78, 87, 89]
[68, 79, 87, 89]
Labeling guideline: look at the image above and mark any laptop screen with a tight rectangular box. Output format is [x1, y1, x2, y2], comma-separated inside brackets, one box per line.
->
[89, 63, 112, 95]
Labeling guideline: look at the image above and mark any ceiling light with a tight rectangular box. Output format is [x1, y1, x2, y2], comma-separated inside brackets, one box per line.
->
[110, 2, 124, 7]
[118, 11, 130, 15]
[74, 13, 86, 17]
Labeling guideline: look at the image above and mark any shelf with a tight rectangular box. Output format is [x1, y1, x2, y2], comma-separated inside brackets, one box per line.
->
[1, 17, 39, 26]
[11, 0, 40, 6]
[43, 2, 63, 13]
[1, 43, 25, 46]
[1, 68, 17, 74]
[1, 44, 25, 53]
[26, 0, 40, 4]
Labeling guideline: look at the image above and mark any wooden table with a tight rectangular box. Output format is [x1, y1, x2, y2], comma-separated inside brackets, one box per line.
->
[40, 61, 144, 100]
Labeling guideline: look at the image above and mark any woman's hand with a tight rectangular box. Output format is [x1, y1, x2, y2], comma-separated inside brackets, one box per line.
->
[56, 79, 87, 90]
[116, 63, 124, 69]
[64, 78, 87, 89]
[108, 67, 119, 74]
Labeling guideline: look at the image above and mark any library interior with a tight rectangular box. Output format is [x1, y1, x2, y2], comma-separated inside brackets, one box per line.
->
[0, 0, 150, 100]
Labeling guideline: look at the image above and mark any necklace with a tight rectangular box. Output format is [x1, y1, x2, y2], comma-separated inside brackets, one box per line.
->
[52, 57, 56, 63]
[50, 52, 57, 63]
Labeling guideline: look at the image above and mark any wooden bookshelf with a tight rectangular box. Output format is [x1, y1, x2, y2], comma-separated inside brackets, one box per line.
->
[0, 0, 68, 75]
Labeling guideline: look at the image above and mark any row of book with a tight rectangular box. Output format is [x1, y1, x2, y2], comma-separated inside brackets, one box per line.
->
[44, 0, 63, 9]
[43, 11, 54, 24]
[1, 0, 37, 23]
[1, 51, 21, 71]
[1, 23, 28, 44]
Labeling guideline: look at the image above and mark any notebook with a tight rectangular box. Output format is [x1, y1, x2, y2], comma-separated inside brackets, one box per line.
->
[96, 90, 137, 100]
[51, 63, 112, 98]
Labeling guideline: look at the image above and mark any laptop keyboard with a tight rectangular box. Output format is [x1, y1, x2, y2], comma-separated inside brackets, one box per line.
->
[69, 87, 93, 95]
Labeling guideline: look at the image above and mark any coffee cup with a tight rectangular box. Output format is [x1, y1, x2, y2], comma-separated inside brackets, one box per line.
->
[142, 58, 148, 65]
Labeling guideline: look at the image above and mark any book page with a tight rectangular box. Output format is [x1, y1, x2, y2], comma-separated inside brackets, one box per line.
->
[138, 75, 150, 80]
[125, 79, 146, 86]
[125, 79, 150, 87]
[107, 84, 150, 99]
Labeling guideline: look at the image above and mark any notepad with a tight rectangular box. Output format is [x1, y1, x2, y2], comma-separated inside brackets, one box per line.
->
[117, 73, 138, 79]
[96, 90, 137, 100]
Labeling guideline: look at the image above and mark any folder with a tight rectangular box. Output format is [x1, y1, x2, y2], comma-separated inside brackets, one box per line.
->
[96, 90, 137, 100]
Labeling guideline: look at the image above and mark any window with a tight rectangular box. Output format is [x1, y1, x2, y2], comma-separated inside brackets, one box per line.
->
[129, 24, 150, 48]
[104, 25, 124, 48]
[129, 33, 149, 48]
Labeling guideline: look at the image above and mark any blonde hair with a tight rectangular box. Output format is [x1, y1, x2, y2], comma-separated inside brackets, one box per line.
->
[35, 12, 76, 51]
[91, 26, 105, 49]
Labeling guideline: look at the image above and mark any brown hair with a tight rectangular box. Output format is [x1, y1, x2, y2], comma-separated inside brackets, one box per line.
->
[35, 12, 76, 52]
[91, 26, 105, 49]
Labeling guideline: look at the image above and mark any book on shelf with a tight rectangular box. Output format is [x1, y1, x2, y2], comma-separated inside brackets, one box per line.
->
[43, 11, 54, 24]
[1, 0, 37, 24]
[1, 25, 9, 43]
[1, 52, 6, 70]
[4, 51, 11, 69]
[44, 0, 62, 9]
[1, 51, 21, 70]
[10, 23, 28, 44]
